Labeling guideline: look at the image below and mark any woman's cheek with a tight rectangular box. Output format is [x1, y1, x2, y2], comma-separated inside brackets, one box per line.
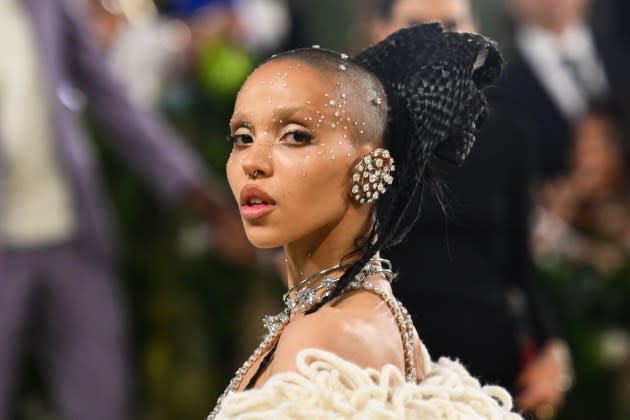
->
[225, 156, 241, 202]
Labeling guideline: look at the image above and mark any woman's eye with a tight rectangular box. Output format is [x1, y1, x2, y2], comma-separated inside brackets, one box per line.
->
[229, 133, 253, 146]
[281, 131, 313, 144]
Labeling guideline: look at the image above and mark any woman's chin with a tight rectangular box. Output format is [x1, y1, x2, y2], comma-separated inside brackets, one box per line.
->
[245, 232, 285, 249]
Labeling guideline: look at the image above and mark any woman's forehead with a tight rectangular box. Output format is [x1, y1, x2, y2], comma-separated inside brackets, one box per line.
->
[232, 57, 382, 141]
[236, 60, 339, 106]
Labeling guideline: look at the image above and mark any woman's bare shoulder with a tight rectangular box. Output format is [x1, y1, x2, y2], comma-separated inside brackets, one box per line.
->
[269, 302, 401, 377]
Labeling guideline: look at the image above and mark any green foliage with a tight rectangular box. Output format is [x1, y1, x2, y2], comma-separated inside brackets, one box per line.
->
[537, 256, 630, 420]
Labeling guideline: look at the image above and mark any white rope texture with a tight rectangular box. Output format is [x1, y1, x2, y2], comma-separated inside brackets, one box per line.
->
[214, 348, 523, 419]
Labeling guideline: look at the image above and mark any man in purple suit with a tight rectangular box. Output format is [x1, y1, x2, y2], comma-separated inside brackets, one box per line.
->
[0, 1, 249, 419]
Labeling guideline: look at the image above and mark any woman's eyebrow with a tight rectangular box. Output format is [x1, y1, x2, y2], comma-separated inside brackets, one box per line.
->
[230, 106, 310, 132]
[273, 106, 303, 122]
[230, 117, 255, 133]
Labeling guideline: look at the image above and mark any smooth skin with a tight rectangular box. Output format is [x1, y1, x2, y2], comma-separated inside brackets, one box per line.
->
[226, 59, 424, 388]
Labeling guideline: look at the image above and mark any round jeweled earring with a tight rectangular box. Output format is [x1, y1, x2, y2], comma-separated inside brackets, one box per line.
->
[351, 148, 395, 204]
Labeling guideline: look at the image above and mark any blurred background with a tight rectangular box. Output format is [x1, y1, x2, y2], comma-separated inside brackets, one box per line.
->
[1, 0, 629, 419]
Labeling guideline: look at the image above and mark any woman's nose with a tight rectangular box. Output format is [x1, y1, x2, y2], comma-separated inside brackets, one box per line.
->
[241, 142, 273, 179]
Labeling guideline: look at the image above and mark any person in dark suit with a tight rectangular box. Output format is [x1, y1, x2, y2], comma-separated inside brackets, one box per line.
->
[0, 1, 250, 419]
[499, 0, 630, 181]
[364, 1, 572, 418]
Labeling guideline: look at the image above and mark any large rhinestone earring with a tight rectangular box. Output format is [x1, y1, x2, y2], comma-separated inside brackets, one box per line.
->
[351, 148, 395, 204]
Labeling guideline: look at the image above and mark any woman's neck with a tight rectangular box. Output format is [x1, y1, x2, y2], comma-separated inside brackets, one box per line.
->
[284, 213, 373, 289]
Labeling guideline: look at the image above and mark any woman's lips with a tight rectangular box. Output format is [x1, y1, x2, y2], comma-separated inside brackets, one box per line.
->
[240, 185, 276, 220]
[241, 203, 275, 220]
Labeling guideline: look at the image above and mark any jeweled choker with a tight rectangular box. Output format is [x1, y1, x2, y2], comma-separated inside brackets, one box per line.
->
[282, 258, 393, 315]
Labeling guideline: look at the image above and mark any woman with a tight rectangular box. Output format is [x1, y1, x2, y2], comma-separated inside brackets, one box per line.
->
[210, 24, 520, 419]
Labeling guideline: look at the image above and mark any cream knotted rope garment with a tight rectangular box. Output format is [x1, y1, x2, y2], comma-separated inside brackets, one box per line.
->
[214, 348, 523, 419]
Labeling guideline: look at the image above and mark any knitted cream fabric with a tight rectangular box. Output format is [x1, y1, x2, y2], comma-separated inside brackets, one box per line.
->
[214, 348, 523, 420]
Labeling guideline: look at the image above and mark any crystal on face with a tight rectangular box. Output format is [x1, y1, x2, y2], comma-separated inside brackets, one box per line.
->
[375, 159, 383, 168]
[338, 64, 347, 71]
[363, 184, 370, 192]
[352, 185, 360, 194]
[369, 174, 377, 183]
[340, 53, 348, 60]
[353, 173, 361, 182]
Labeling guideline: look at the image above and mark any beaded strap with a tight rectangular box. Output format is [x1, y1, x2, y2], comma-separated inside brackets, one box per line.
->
[346, 281, 418, 382]
[208, 260, 410, 420]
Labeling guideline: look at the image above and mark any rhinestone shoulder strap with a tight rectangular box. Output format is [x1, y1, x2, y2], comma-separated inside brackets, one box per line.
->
[345, 280, 419, 382]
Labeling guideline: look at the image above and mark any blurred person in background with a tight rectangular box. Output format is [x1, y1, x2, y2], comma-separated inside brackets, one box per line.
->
[500, 0, 630, 181]
[534, 103, 630, 271]
[86, 0, 191, 109]
[0, 0, 251, 419]
[592, 0, 630, 60]
[364, 0, 572, 418]
[532, 102, 630, 419]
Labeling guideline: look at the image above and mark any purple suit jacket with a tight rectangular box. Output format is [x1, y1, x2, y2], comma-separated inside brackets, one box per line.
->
[0, 0, 207, 259]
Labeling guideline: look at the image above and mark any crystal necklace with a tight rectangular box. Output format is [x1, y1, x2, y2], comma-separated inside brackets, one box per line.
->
[207, 257, 413, 420]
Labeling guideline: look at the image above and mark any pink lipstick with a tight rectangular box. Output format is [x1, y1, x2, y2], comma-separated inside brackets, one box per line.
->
[240, 185, 276, 220]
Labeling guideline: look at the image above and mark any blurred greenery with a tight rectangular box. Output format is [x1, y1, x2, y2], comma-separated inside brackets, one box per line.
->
[537, 256, 630, 420]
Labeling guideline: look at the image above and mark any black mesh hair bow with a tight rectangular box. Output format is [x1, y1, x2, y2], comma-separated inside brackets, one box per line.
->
[356, 23, 503, 165]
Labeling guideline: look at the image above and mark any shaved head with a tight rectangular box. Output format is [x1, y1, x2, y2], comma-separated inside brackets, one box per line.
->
[266, 49, 389, 145]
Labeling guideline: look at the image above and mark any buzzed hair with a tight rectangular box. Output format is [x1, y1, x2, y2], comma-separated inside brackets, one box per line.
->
[264, 48, 389, 144]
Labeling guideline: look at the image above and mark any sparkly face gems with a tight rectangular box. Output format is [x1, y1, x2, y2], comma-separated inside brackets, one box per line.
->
[227, 59, 370, 248]
[351, 148, 395, 204]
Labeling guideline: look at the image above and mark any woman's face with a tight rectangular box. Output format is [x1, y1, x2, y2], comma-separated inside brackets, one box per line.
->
[226, 59, 375, 248]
